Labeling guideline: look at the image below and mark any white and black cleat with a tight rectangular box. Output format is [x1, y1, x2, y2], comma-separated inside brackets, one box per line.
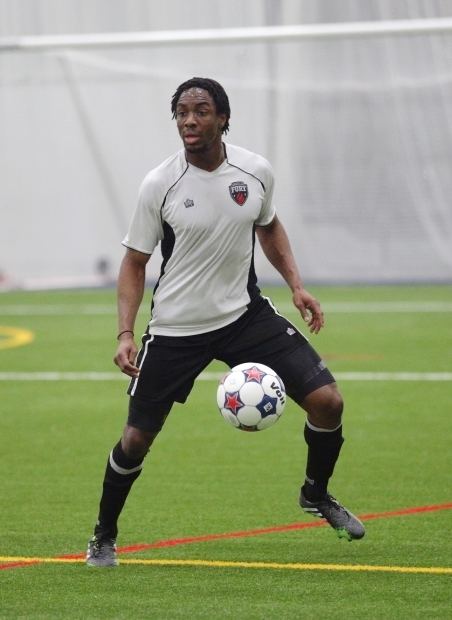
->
[300, 488, 365, 541]
[86, 535, 119, 567]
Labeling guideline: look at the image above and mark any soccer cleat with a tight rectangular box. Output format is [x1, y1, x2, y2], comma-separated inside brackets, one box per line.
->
[86, 535, 118, 567]
[299, 488, 365, 541]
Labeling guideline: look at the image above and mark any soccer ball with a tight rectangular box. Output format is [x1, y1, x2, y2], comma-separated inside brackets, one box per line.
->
[216, 362, 286, 431]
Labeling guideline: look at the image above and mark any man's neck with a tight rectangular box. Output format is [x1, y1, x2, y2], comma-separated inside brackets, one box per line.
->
[185, 142, 225, 172]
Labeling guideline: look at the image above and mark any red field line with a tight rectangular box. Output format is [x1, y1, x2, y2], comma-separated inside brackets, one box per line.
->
[117, 501, 452, 555]
[1, 501, 451, 570]
[0, 560, 41, 570]
[358, 502, 452, 520]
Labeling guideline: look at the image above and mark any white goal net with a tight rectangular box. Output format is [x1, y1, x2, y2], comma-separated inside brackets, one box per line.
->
[1, 4, 452, 287]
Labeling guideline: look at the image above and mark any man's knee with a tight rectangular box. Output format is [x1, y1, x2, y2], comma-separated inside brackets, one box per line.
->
[121, 425, 159, 460]
[301, 383, 344, 428]
[320, 384, 344, 418]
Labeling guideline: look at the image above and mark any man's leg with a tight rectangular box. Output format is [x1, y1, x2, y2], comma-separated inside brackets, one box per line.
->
[86, 332, 213, 566]
[301, 383, 344, 501]
[94, 426, 157, 537]
[213, 299, 364, 540]
[87, 393, 173, 567]
[299, 384, 365, 540]
[86, 425, 158, 567]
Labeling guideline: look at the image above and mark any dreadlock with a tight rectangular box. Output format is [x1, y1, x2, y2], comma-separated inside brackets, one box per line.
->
[171, 77, 230, 134]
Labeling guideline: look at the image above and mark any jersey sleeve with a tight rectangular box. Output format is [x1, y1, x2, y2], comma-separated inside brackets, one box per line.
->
[255, 159, 276, 226]
[122, 173, 165, 254]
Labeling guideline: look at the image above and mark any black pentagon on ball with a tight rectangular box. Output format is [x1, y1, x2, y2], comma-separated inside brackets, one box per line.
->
[255, 394, 278, 418]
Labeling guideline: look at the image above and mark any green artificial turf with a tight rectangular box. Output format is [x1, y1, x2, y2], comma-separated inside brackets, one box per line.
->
[0, 285, 451, 619]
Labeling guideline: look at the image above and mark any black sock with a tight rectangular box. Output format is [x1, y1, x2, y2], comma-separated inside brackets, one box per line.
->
[94, 440, 144, 539]
[302, 423, 344, 501]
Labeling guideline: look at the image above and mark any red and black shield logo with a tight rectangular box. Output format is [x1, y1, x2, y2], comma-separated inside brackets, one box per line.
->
[229, 181, 248, 205]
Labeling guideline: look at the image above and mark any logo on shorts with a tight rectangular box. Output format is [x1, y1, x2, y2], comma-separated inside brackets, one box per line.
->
[229, 181, 248, 205]
[286, 327, 296, 336]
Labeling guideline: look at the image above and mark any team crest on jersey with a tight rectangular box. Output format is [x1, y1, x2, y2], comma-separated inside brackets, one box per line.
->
[229, 181, 248, 205]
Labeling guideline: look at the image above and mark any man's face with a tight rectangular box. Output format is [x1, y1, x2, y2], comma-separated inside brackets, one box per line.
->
[175, 88, 226, 153]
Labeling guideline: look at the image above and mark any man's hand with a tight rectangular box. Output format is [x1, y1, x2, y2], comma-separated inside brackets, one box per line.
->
[293, 289, 325, 334]
[114, 334, 140, 378]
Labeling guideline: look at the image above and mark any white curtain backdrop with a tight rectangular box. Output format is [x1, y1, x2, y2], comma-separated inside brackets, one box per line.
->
[1, 0, 452, 287]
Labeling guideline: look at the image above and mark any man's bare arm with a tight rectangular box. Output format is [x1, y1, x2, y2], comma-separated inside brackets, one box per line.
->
[256, 216, 324, 334]
[114, 248, 151, 377]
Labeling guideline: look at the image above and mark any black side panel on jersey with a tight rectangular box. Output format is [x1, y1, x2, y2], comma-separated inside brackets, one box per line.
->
[149, 165, 188, 317]
[150, 221, 175, 316]
[246, 224, 261, 305]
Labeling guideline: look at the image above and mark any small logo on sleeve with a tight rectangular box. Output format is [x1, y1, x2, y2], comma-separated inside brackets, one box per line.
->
[229, 181, 248, 205]
[184, 199, 195, 208]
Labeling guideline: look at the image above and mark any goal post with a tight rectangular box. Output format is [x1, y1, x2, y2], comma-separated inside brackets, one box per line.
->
[2, 17, 452, 52]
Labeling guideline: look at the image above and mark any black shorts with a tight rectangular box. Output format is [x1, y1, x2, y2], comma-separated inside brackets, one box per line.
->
[127, 297, 335, 432]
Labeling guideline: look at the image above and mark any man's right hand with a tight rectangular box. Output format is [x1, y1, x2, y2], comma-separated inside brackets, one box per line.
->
[114, 335, 140, 378]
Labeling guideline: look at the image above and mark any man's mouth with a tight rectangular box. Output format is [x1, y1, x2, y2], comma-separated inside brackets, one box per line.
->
[184, 134, 200, 145]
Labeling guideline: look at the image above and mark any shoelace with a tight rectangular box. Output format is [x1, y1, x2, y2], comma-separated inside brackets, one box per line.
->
[91, 541, 102, 557]
[327, 494, 347, 509]
[326, 495, 342, 511]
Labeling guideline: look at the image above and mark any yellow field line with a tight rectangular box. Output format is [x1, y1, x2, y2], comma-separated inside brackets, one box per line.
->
[0, 326, 34, 350]
[1, 556, 451, 575]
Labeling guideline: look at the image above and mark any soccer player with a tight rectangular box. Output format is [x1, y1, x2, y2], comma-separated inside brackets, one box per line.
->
[86, 77, 365, 567]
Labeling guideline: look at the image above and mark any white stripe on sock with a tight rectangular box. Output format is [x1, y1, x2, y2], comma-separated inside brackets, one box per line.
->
[109, 451, 143, 475]
[306, 419, 342, 433]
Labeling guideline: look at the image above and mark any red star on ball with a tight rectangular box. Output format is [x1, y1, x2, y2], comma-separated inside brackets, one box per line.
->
[243, 366, 265, 383]
[225, 392, 244, 414]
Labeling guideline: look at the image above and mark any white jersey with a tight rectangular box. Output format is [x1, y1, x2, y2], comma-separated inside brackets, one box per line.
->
[123, 143, 276, 336]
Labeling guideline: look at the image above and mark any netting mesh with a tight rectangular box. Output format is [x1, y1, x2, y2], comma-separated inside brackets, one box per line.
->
[1, 1, 452, 286]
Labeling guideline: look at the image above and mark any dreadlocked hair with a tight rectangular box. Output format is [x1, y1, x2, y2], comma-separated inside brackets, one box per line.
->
[171, 77, 230, 134]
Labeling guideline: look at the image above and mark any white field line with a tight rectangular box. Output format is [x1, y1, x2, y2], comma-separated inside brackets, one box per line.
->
[1, 301, 452, 316]
[0, 371, 451, 382]
[278, 301, 452, 314]
[0, 305, 116, 316]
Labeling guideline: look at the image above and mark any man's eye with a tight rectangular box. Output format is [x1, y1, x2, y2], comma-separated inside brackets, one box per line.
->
[176, 111, 187, 118]
[196, 110, 208, 117]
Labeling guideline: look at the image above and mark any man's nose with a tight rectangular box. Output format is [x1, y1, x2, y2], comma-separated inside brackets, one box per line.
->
[184, 111, 197, 126]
